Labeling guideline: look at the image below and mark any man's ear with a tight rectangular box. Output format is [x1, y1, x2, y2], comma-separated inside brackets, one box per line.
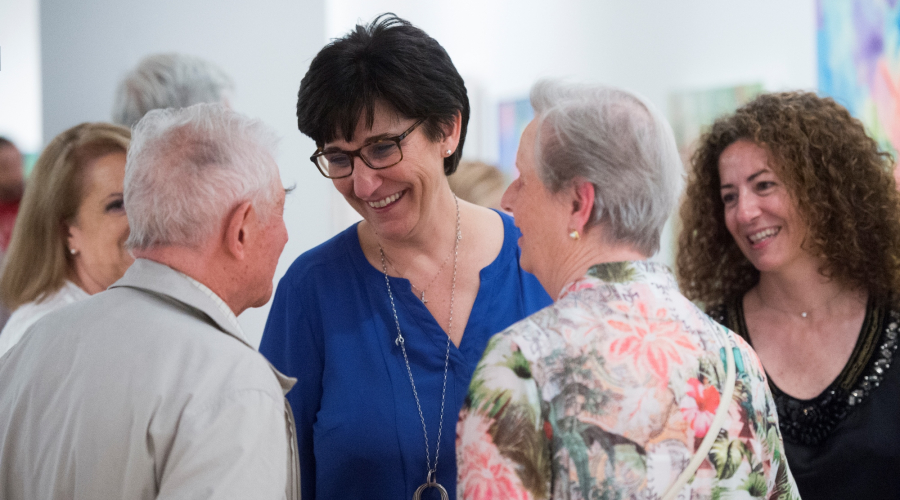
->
[569, 180, 595, 234]
[224, 201, 253, 260]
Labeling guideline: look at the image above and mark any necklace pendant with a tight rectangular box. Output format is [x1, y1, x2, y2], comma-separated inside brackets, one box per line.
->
[413, 480, 449, 500]
[420, 291, 427, 303]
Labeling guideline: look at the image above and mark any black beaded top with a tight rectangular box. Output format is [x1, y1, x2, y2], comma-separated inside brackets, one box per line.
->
[708, 296, 900, 446]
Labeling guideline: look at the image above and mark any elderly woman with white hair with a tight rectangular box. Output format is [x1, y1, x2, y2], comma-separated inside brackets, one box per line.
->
[455, 81, 799, 500]
[112, 53, 234, 128]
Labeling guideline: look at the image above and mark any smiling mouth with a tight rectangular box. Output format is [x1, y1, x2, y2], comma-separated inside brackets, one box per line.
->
[367, 190, 405, 209]
[747, 227, 780, 245]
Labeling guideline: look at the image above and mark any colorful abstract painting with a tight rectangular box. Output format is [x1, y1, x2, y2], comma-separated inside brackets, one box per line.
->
[668, 84, 763, 160]
[664, 84, 762, 268]
[819, 0, 900, 157]
[497, 98, 534, 176]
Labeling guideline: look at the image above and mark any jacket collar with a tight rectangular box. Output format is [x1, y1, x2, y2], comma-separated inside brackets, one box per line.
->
[109, 258, 250, 349]
[109, 259, 296, 394]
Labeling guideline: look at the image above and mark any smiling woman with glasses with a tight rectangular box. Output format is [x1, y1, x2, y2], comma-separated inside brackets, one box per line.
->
[311, 118, 424, 178]
[258, 14, 551, 500]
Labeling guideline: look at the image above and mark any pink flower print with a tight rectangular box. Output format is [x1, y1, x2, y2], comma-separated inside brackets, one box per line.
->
[457, 411, 533, 500]
[559, 277, 594, 300]
[607, 300, 699, 384]
[680, 378, 721, 438]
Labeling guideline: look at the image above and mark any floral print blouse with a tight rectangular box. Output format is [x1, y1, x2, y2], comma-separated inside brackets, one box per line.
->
[456, 261, 799, 500]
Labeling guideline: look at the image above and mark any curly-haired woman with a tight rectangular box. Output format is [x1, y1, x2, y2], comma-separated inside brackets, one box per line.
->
[678, 91, 900, 499]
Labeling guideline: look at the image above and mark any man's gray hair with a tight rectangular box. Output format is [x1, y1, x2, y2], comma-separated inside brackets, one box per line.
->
[113, 53, 235, 128]
[125, 103, 280, 250]
[530, 79, 682, 256]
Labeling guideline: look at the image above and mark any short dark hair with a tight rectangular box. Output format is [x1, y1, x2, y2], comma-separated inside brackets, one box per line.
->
[297, 13, 469, 175]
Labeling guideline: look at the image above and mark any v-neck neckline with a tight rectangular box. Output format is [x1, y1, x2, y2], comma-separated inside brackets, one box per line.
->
[345, 211, 515, 358]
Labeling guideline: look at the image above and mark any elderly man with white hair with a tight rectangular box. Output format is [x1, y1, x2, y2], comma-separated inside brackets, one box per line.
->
[0, 104, 297, 500]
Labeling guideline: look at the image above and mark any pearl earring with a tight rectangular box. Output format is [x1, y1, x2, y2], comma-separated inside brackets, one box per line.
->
[69, 248, 77, 255]
[569, 230, 580, 241]
[445, 149, 452, 156]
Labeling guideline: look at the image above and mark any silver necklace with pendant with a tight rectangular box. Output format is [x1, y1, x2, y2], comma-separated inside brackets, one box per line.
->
[379, 194, 460, 500]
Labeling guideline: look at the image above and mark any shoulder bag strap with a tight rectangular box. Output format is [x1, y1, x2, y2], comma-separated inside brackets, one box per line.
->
[661, 339, 736, 500]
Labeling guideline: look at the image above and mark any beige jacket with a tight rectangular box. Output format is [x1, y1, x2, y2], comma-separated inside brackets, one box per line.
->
[0, 259, 300, 499]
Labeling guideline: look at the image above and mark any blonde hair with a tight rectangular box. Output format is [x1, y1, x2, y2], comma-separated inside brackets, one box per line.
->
[448, 161, 507, 209]
[0, 123, 131, 310]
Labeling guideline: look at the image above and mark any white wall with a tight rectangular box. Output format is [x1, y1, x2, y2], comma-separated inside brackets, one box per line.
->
[0, 0, 42, 152]
[36, 0, 819, 340]
[41, 0, 328, 345]
[327, 0, 817, 160]
[326, 0, 818, 262]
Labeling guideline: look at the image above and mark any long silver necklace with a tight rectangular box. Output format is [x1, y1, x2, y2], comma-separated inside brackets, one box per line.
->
[379, 194, 460, 500]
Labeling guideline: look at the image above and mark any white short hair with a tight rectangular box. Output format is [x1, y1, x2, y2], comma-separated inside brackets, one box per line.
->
[113, 53, 235, 128]
[125, 103, 280, 250]
[530, 79, 682, 256]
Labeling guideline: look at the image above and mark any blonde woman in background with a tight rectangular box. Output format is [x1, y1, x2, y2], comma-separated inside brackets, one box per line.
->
[448, 160, 507, 210]
[0, 123, 132, 357]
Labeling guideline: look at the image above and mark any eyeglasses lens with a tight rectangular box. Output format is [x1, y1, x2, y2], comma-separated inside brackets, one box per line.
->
[317, 140, 403, 178]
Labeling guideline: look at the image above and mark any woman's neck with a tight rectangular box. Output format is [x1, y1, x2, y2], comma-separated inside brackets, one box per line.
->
[548, 235, 647, 298]
[754, 260, 860, 317]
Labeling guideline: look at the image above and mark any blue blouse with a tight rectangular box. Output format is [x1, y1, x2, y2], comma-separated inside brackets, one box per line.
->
[260, 211, 551, 500]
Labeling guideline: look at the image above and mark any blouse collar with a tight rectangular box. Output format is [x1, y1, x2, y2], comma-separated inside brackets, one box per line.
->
[558, 260, 677, 301]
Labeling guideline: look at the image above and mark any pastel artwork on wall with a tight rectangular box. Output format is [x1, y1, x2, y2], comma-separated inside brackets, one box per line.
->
[497, 98, 534, 177]
[819, 0, 900, 160]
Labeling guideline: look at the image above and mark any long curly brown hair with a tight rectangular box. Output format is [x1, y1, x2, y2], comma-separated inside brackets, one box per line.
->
[677, 91, 900, 307]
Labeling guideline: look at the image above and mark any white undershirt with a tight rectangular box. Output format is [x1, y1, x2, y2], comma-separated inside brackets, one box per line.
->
[0, 281, 90, 359]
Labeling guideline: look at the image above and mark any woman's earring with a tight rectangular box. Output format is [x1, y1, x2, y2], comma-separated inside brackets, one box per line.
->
[445, 149, 452, 157]
[69, 248, 78, 256]
[569, 230, 580, 241]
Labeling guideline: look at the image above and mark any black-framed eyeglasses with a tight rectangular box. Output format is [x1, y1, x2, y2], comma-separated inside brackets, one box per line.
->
[310, 118, 426, 179]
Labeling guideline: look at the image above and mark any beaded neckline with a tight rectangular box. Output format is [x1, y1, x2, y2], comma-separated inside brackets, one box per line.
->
[709, 296, 900, 446]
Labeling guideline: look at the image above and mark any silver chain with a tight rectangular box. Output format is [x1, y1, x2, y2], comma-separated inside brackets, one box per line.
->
[379, 194, 460, 484]
[384, 240, 453, 304]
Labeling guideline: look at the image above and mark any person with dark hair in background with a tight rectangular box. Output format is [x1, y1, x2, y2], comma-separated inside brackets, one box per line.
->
[0, 137, 26, 330]
[678, 91, 900, 498]
[259, 13, 550, 500]
[0, 138, 25, 252]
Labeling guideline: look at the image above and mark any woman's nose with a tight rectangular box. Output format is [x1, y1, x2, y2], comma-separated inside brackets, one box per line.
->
[351, 157, 381, 199]
[735, 193, 760, 223]
[500, 179, 518, 214]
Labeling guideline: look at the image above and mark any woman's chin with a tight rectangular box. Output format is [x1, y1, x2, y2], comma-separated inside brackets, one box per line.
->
[366, 218, 415, 243]
[748, 256, 789, 275]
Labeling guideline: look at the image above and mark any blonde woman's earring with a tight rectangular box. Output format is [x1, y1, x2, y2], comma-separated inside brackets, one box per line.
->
[569, 230, 580, 241]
